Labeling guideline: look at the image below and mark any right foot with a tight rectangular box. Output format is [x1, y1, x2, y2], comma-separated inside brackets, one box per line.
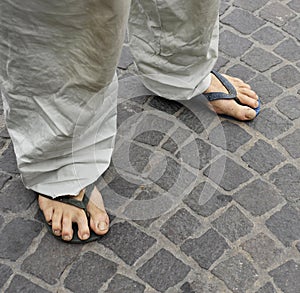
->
[38, 186, 109, 242]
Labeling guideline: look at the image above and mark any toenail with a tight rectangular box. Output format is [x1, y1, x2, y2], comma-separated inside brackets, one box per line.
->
[82, 233, 90, 240]
[53, 230, 61, 236]
[98, 222, 108, 231]
[63, 235, 72, 241]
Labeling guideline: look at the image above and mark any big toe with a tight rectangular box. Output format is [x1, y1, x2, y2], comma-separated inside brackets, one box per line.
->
[90, 211, 109, 235]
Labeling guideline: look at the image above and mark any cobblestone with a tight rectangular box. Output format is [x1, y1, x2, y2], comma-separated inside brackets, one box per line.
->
[105, 274, 145, 293]
[64, 252, 117, 293]
[241, 48, 282, 72]
[212, 206, 253, 242]
[272, 65, 300, 88]
[269, 260, 300, 293]
[6, 275, 50, 293]
[181, 229, 229, 269]
[260, 3, 296, 26]
[279, 129, 300, 159]
[209, 121, 252, 152]
[242, 140, 285, 174]
[252, 26, 285, 46]
[212, 254, 259, 293]
[136, 249, 191, 292]
[241, 233, 283, 269]
[21, 233, 82, 285]
[101, 222, 156, 265]
[160, 208, 201, 245]
[266, 204, 300, 247]
[275, 38, 300, 62]
[0, 218, 42, 261]
[234, 179, 284, 216]
[204, 156, 253, 191]
[250, 109, 293, 139]
[276, 95, 300, 120]
[256, 282, 276, 293]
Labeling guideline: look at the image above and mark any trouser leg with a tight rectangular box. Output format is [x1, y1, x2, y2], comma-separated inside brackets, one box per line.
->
[0, 0, 131, 197]
[128, 0, 220, 100]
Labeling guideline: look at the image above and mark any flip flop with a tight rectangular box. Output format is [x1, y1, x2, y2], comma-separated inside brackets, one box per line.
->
[39, 183, 108, 244]
[203, 70, 261, 117]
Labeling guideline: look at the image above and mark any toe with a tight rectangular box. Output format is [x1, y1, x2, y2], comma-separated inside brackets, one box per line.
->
[51, 208, 63, 236]
[237, 93, 259, 109]
[74, 210, 90, 240]
[90, 211, 109, 235]
[61, 212, 74, 241]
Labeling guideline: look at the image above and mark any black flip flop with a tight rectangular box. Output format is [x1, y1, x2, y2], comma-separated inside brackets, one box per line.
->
[39, 183, 107, 244]
[203, 70, 261, 116]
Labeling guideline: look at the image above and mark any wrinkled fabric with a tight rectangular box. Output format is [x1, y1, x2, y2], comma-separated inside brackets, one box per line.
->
[0, 0, 130, 197]
[129, 0, 219, 100]
[0, 0, 219, 198]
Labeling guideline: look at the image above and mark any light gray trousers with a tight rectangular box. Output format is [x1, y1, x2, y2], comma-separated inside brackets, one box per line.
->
[0, 0, 219, 197]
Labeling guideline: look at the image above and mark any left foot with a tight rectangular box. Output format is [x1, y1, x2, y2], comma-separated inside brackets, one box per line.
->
[38, 186, 109, 242]
[204, 73, 259, 121]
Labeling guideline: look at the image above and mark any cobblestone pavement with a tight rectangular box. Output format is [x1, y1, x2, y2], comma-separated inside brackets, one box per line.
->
[1, 1, 300, 292]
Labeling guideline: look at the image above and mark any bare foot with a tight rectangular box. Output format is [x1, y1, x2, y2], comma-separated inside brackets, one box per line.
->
[204, 73, 259, 121]
[38, 186, 109, 242]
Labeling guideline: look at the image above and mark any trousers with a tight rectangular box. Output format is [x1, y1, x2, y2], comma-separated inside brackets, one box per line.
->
[0, 0, 219, 198]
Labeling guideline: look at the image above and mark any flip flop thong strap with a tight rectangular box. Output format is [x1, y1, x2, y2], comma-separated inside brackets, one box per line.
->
[203, 70, 238, 102]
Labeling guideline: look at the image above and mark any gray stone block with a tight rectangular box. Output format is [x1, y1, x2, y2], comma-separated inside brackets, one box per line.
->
[266, 204, 300, 247]
[0, 218, 42, 261]
[64, 252, 117, 293]
[249, 109, 293, 139]
[136, 248, 191, 292]
[0, 172, 11, 190]
[212, 254, 259, 293]
[6, 275, 50, 293]
[283, 17, 300, 41]
[101, 222, 156, 265]
[242, 140, 285, 174]
[0, 178, 36, 213]
[181, 229, 229, 269]
[212, 206, 253, 242]
[288, 0, 300, 12]
[184, 182, 232, 217]
[222, 9, 265, 35]
[134, 130, 164, 146]
[252, 26, 285, 45]
[0, 264, 13, 288]
[213, 56, 230, 71]
[160, 208, 201, 244]
[107, 175, 139, 198]
[270, 164, 300, 203]
[162, 127, 192, 154]
[22, 233, 82, 285]
[180, 138, 219, 169]
[260, 3, 296, 26]
[117, 102, 143, 127]
[0, 214, 3, 229]
[276, 95, 300, 120]
[209, 121, 252, 153]
[177, 108, 205, 135]
[226, 64, 256, 82]
[241, 48, 282, 72]
[256, 282, 276, 293]
[233, 0, 269, 12]
[269, 260, 300, 293]
[105, 274, 145, 293]
[220, 30, 253, 58]
[271, 65, 300, 88]
[129, 143, 153, 173]
[279, 129, 300, 159]
[249, 74, 283, 104]
[150, 156, 196, 195]
[0, 144, 18, 174]
[234, 179, 284, 216]
[0, 128, 10, 138]
[204, 156, 253, 191]
[241, 233, 283, 269]
[149, 96, 182, 115]
[275, 39, 300, 62]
